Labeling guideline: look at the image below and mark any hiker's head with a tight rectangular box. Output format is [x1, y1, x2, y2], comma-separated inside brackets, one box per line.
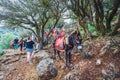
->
[60, 30, 65, 36]
[27, 37, 31, 40]
[16, 37, 18, 39]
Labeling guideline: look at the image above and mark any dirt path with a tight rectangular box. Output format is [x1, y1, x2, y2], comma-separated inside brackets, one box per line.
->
[0, 50, 38, 80]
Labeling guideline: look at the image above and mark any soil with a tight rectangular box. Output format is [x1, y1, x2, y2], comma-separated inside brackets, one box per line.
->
[0, 36, 120, 80]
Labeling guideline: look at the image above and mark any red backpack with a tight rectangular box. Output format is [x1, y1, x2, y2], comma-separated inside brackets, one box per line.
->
[18, 39, 23, 45]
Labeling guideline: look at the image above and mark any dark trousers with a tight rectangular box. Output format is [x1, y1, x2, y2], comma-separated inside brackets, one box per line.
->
[54, 49, 61, 60]
[19, 44, 23, 51]
[66, 49, 72, 67]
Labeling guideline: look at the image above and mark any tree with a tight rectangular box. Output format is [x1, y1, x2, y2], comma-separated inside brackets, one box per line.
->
[63, 0, 93, 39]
[63, 0, 120, 36]
[105, 0, 120, 32]
[0, 0, 66, 48]
[93, 0, 106, 35]
[111, 12, 120, 35]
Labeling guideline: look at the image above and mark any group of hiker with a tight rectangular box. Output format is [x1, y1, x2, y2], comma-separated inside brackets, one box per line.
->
[9, 28, 82, 65]
[10, 37, 40, 51]
[51, 29, 82, 51]
[10, 36, 41, 64]
[10, 37, 24, 51]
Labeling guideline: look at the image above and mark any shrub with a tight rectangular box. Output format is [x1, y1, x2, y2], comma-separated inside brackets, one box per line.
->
[0, 33, 15, 49]
[0, 49, 4, 56]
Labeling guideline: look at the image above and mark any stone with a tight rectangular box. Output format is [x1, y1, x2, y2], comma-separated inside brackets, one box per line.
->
[34, 50, 50, 60]
[36, 58, 57, 80]
[62, 70, 79, 80]
[33, 50, 50, 64]
[96, 59, 101, 65]
[0, 75, 4, 80]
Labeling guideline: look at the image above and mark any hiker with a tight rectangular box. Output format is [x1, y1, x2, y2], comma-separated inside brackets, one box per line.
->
[23, 38, 27, 47]
[18, 38, 24, 52]
[10, 40, 14, 48]
[53, 30, 83, 68]
[25, 37, 35, 64]
[14, 37, 19, 49]
[35, 40, 41, 51]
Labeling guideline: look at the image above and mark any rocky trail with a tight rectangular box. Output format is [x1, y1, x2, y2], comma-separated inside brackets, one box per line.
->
[0, 36, 120, 80]
[0, 49, 38, 80]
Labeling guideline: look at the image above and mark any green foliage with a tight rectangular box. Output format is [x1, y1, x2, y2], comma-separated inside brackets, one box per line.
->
[88, 24, 101, 36]
[0, 33, 15, 49]
[79, 27, 85, 35]
[88, 24, 95, 31]
[0, 49, 4, 56]
[19, 30, 32, 39]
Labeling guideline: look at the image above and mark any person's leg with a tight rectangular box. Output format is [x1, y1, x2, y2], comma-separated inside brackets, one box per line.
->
[27, 52, 31, 63]
[21, 44, 23, 52]
[16, 44, 19, 49]
[54, 49, 56, 60]
[29, 52, 33, 63]
[14, 44, 16, 49]
[66, 50, 69, 68]
[31, 51, 35, 59]
[57, 50, 62, 60]
[20, 45, 22, 52]
[30, 49, 34, 63]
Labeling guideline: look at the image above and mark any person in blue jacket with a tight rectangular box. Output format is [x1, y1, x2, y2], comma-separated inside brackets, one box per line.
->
[14, 37, 19, 49]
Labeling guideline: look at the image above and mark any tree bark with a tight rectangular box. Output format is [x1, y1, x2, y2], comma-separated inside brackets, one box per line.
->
[41, 26, 44, 49]
[93, 0, 106, 35]
[78, 18, 92, 41]
[41, 19, 49, 48]
[111, 13, 120, 35]
[35, 26, 41, 43]
[47, 17, 60, 37]
[106, 0, 120, 32]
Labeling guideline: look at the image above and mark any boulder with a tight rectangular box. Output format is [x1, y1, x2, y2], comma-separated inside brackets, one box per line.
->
[62, 64, 80, 80]
[36, 58, 57, 80]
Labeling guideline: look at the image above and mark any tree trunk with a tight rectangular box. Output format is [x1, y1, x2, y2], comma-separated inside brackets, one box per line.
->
[94, 13, 101, 31]
[36, 27, 40, 38]
[47, 17, 60, 37]
[35, 26, 41, 46]
[100, 22, 106, 35]
[78, 18, 92, 41]
[41, 26, 45, 49]
[111, 13, 120, 35]
[40, 18, 49, 49]
[93, 0, 106, 35]
[99, 15, 106, 35]
[106, 0, 120, 32]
